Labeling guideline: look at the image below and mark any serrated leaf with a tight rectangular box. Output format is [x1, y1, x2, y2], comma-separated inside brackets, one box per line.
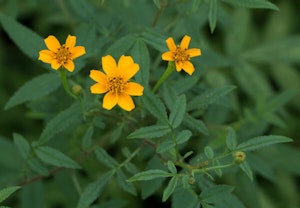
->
[187, 85, 236, 111]
[208, 0, 217, 33]
[94, 147, 118, 169]
[0, 14, 44, 60]
[128, 125, 170, 139]
[239, 161, 253, 181]
[131, 38, 150, 86]
[105, 34, 137, 58]
[169, 94, 186, 129]
[0, 186, 20, 203]
[76, 171, 113, 208]
[81, 126, 94, 151]
[237, 135, 293, 152]
[38, 102, 82, 145]
[162, 177, 178, 202]
[167, 161, 177, 174]
[5, 73, 60, 110]
[35, 146, 80, 169]
[157, 130, 192, 153]
[200, 185, 234, 203]
[222, 0, 279, 10]
[183, 114, 208, 135]
[226, 127, 237, 151]
[142, 88, 169, 124]
[116, 170, 137, 196]
[13, 133, 30, 159]
[141, 27, 167, 52]
[204, 146, 214, 159]
[127, 170, 173, 182]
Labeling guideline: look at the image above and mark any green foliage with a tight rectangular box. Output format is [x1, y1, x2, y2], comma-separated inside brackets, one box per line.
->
[0, 186, 20, 204]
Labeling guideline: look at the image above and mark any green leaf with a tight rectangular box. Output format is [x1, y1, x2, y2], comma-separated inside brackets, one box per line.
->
[4, 73, 60, 110]
[94, 147, 119, 168]
[0, 186, 20, 203]
[169, 94, 186, 129]
[20, 181, 44, 208]
[162, 177, 178, 202]
[204, 146, 214, 159]
[38, 102, 82, 145]
[239, 161, 253, 181]
[105, 34, 137, 58]
[221, 0, 279, 10]
[13, 133, 30, 159]
[76, 171, 113, 208]
[127, 170, 173, 182]
[237, 135, 293, 152]
[183, 114, 208, 135]
[81, 126, 94, 151]
[142, 88, 169, 124]
[116, 169, 137, 196]
[141, 27, 167, 52]
[131, 38, 150, 86]
[157, 130, 192, 153]
[28, 158, 49, 176]
[167, 161, 177, 174]
[128, 125, 170, 139]
[187, 85, 236, 111]
[153, 0, 161, 9]
[0, 14, 44, 60]
[35, 146, 81, 169]
[200, 185, 234, 203]
[226, 127, 237, 151]
[208, 0, 217, 33]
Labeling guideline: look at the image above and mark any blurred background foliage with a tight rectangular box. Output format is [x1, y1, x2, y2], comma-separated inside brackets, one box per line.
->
[0, 0, 300, 207]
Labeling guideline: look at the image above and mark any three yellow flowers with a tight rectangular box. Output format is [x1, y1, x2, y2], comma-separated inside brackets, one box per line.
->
[38, 34, 201, 111]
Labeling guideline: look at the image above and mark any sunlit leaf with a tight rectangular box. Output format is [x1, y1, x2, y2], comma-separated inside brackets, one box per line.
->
[127, 170, 173, 182]
[0, 186, 20, 203]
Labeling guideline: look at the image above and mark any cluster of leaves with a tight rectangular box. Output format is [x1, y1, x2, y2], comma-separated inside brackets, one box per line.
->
[0, 0, 299, 207]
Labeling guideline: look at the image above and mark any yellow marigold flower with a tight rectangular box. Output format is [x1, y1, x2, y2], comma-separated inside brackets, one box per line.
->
[38, 35, 86, 72]
[162, 35, 201, 75]
[89, 55, 144, 111]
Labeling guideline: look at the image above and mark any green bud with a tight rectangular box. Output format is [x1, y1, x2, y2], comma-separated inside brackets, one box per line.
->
[234, 151, 246, 164]
[72, 84, 82, 96]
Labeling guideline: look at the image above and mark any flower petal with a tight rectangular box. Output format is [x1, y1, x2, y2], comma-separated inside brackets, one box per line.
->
[63, 60, 75, 72]
[90, 70, 108, 84]
[182, 61, 195, 75]
[175, 61, 183, 72]
[65, 35, 76, 48]
[71, 46, 86, 59]
[187, 48, 201, 58]
[90, 83, 107, 94]
[166, 37, 177, 51]
[162, 51, 174, 61]
[44, 35, 61, 52]
[102, 55, 117, 77]
[51, 60, 61, 70]
[103, 92, 118, 110]
[118, 93, 135, 111]
[180, 35, 191, 50]
[118, 55, 139, 81]
[38, 50, 55, 63]
[125, 82, 144, 96]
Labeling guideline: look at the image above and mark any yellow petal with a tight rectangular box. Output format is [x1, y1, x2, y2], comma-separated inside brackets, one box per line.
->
[90, 70, 107, 84]
[118, 55, 139, 81]
[125, 82, 144, 96]
[65, 35, 76, 48]
[71, 46, 86, 59]
[180, 35, 191, 50]
[182, 61, 195, 75]
[118, 93, 135, 111]
[90, 83, 107, 94]
[51, 60, 61, 70]
[103, 92, 118, 110]
[38, 50, 54, 63]
[162, 51, 174, 61]
[44, 35, 61, 52]
[102, 55, 117, 77]
[175, 61, 183, 72]
[166, 37, 177, 51]
[63, 60, 75, 72]
[187, 48, 201, 57]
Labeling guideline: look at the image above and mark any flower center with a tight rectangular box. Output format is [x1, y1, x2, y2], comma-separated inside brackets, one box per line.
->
[55, 44, 72, 64]
[107, 76, 127, 95]
[173, 46, 190, 62]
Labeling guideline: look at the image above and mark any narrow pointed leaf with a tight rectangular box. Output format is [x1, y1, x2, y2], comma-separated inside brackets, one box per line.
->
[200, 185, 234, 203]
[183, 114, 208, 135]
[208, 0, 217, 33]
[0, 186, 20, 203]
[13, 133, 30, 159]
[116, 170, 137, 196]
[128, 125, 170, 139]
[127, 170, 173, 182]
[169, 94, 186, 129]
[239, 161, 253, 181]
[226, 127, 237, 151]
[222, 0, 279, 11]
[94, 147, 118, 168]
[162, 177, 178, 202]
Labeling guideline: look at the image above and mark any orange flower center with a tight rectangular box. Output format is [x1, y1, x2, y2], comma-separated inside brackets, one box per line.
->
[107, 76, 127, 94]
[173, 46, 190, 62]
[55, 44, 72, 64]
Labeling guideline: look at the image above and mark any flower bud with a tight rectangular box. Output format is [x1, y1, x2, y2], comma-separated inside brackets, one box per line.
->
[72, 84, 83, 96]
[234, 151, 246, 164]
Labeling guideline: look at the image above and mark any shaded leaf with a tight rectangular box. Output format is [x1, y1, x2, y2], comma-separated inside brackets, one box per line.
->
[183, 114, 208, 135]
[162, 177, 178, 202]
[208, 0, 217, 33]
[157, 130, 192, 153]
[0, 186, 20, 203]
[200, 185, 234, 203]
[116, 170, 137, 196]
[127, 170, 172, 182]
[128, 125, 170, 139]
[239, 161, 253, 181]
[13, 133, 30, 159]
[222, 0, 279, 11]
[226, 127, 237, 151]
[81, 126, 94, 151]
[169, 94, 186, 129]
[94, 147, 118, 169]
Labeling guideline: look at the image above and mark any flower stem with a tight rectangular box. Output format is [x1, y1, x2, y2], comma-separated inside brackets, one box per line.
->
[152, 61, 175, 93]
[59, 69, 77, 99]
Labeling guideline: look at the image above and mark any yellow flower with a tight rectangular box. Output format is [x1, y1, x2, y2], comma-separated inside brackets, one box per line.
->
[38, 35, 86, 72]
[162, 35, 201, 75]
[89, 55, 144, 111]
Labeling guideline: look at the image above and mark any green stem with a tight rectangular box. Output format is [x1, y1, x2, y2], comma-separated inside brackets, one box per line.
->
[59, 69, 77, 99]
[152, 61, 175, 93]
